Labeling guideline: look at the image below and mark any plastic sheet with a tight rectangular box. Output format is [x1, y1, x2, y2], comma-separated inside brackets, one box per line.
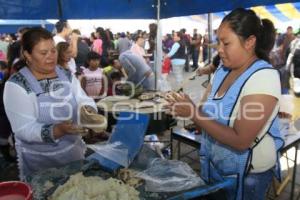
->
[87, 112, 150, 172]
[136, 158, 205, 193]
[88, 142, 130, 167]
[27, 146, 233, 200]
[157, 77, 171, 92]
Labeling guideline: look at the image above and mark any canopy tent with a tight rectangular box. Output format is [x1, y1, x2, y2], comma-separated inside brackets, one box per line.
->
[0, 20, 54, 33]
[190, 2, 300, 30]
[252, 2, 300, 23]
[1, 0, 299, 89]
[1, 0, 300, 20]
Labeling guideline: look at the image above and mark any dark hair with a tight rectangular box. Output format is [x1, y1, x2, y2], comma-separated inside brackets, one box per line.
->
[18, 27, 30, 35]
[149, 23, 157, 36]
[72, 29, 81, 35]
[222, 8, 275, 62]
[56, 42, 70, 66]
[96, 27, 110, 50]
[109, 58, 118, 66]
[120, 32, 126, 38]
[55, 20, 68, 33]
[87, 51, 101, 60]
[7, 27, 30, 68]
[96, 27, 106, 40]
[175, 31, 184, 40]
[84, 51, 101, 68]
[0, 60, 7, 70]
[0, 61, 10, 81]
[90, 32, 97, 40]
[21, 27, 53, 54]
[96, 27, 104, 34]
[110, 71, 122, 80]
[133, 33, 142, 42]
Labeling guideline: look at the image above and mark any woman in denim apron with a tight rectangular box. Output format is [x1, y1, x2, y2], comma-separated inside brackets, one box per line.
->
[166, 8, 284, 200]
[3, 27, 97, 180]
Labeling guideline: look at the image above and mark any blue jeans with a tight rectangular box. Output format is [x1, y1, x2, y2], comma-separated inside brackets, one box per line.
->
[143, 73, 155, 90]
[192, 50, 199, 68]
[243, 169, 273, 200]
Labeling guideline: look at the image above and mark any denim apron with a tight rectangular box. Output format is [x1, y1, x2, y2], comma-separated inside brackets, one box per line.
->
[200, 60, 284, 200]
[18, 66, 86, 180]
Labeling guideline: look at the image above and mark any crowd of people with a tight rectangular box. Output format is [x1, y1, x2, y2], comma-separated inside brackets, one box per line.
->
[0, 7, 299, 199]
[0, 20, 178, 179]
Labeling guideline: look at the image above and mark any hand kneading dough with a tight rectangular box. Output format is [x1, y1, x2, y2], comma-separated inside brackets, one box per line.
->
[80, 106, 108, 133]
[49, 172, 139, 200]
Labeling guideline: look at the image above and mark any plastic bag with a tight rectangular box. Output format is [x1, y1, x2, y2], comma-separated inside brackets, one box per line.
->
[88, 142, 130, 167]
[157, 77, 171, 92]
[136, 158, 205, 192]
[162, 57, 171, 74]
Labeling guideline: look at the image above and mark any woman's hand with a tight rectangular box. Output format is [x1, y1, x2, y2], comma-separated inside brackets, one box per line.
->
[53, 121, 89, 139]
[196, 67, 204, 76]
[82, 105, 97, 114]
[165, 92, 196, 119]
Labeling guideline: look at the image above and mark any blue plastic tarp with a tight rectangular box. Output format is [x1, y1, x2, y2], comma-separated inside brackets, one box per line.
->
[0, 20, 54, 33]
[0, 24, 53, 33]
[0, 0, 300, 19]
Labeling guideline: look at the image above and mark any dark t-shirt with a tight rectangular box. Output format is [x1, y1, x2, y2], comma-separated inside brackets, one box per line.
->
[75, 40, 90, 67]
[0, 81, 12, 138]
[7, 41, 21, 67]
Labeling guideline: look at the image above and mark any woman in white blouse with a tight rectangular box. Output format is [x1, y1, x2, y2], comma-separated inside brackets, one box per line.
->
[3, 27, 97, 180]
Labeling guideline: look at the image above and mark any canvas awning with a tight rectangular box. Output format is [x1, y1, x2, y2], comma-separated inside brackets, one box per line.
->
[0, 0, 300, 20]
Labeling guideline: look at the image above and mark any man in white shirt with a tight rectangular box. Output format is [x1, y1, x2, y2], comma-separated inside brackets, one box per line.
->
[54, 20, 79, 74]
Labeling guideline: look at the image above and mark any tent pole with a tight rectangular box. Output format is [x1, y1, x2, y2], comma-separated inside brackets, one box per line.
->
[57, 0, 63, 20]
[155, 0, 163, 90]
[207, 13, 212, 64]
[41, 20, 46, 28]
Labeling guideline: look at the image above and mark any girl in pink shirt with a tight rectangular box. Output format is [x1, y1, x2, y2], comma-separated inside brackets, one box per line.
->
[81, 52, 105, 100]
[90, 32, 103, 56]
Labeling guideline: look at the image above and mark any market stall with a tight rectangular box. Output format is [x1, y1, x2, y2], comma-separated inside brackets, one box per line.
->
[96, 92, 176, 134]
[24, 112, 235, 200]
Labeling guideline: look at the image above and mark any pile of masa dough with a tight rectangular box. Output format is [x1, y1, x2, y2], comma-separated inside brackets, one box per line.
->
[49, 172, 140, 200]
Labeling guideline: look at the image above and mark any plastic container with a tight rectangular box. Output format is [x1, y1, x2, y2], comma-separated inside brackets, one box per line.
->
[0, 181, 33, 200]
[162, 147, 171, 158]
[144, 134, 159, 145]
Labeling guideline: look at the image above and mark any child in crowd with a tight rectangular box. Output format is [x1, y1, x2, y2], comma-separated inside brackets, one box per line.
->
[81, 52, 106, 100]
[103, 58, 127, 79]
[107, 71, 122, 96]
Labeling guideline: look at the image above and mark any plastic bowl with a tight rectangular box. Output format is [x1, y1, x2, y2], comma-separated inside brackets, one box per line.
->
[0, 181, 32, 200]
